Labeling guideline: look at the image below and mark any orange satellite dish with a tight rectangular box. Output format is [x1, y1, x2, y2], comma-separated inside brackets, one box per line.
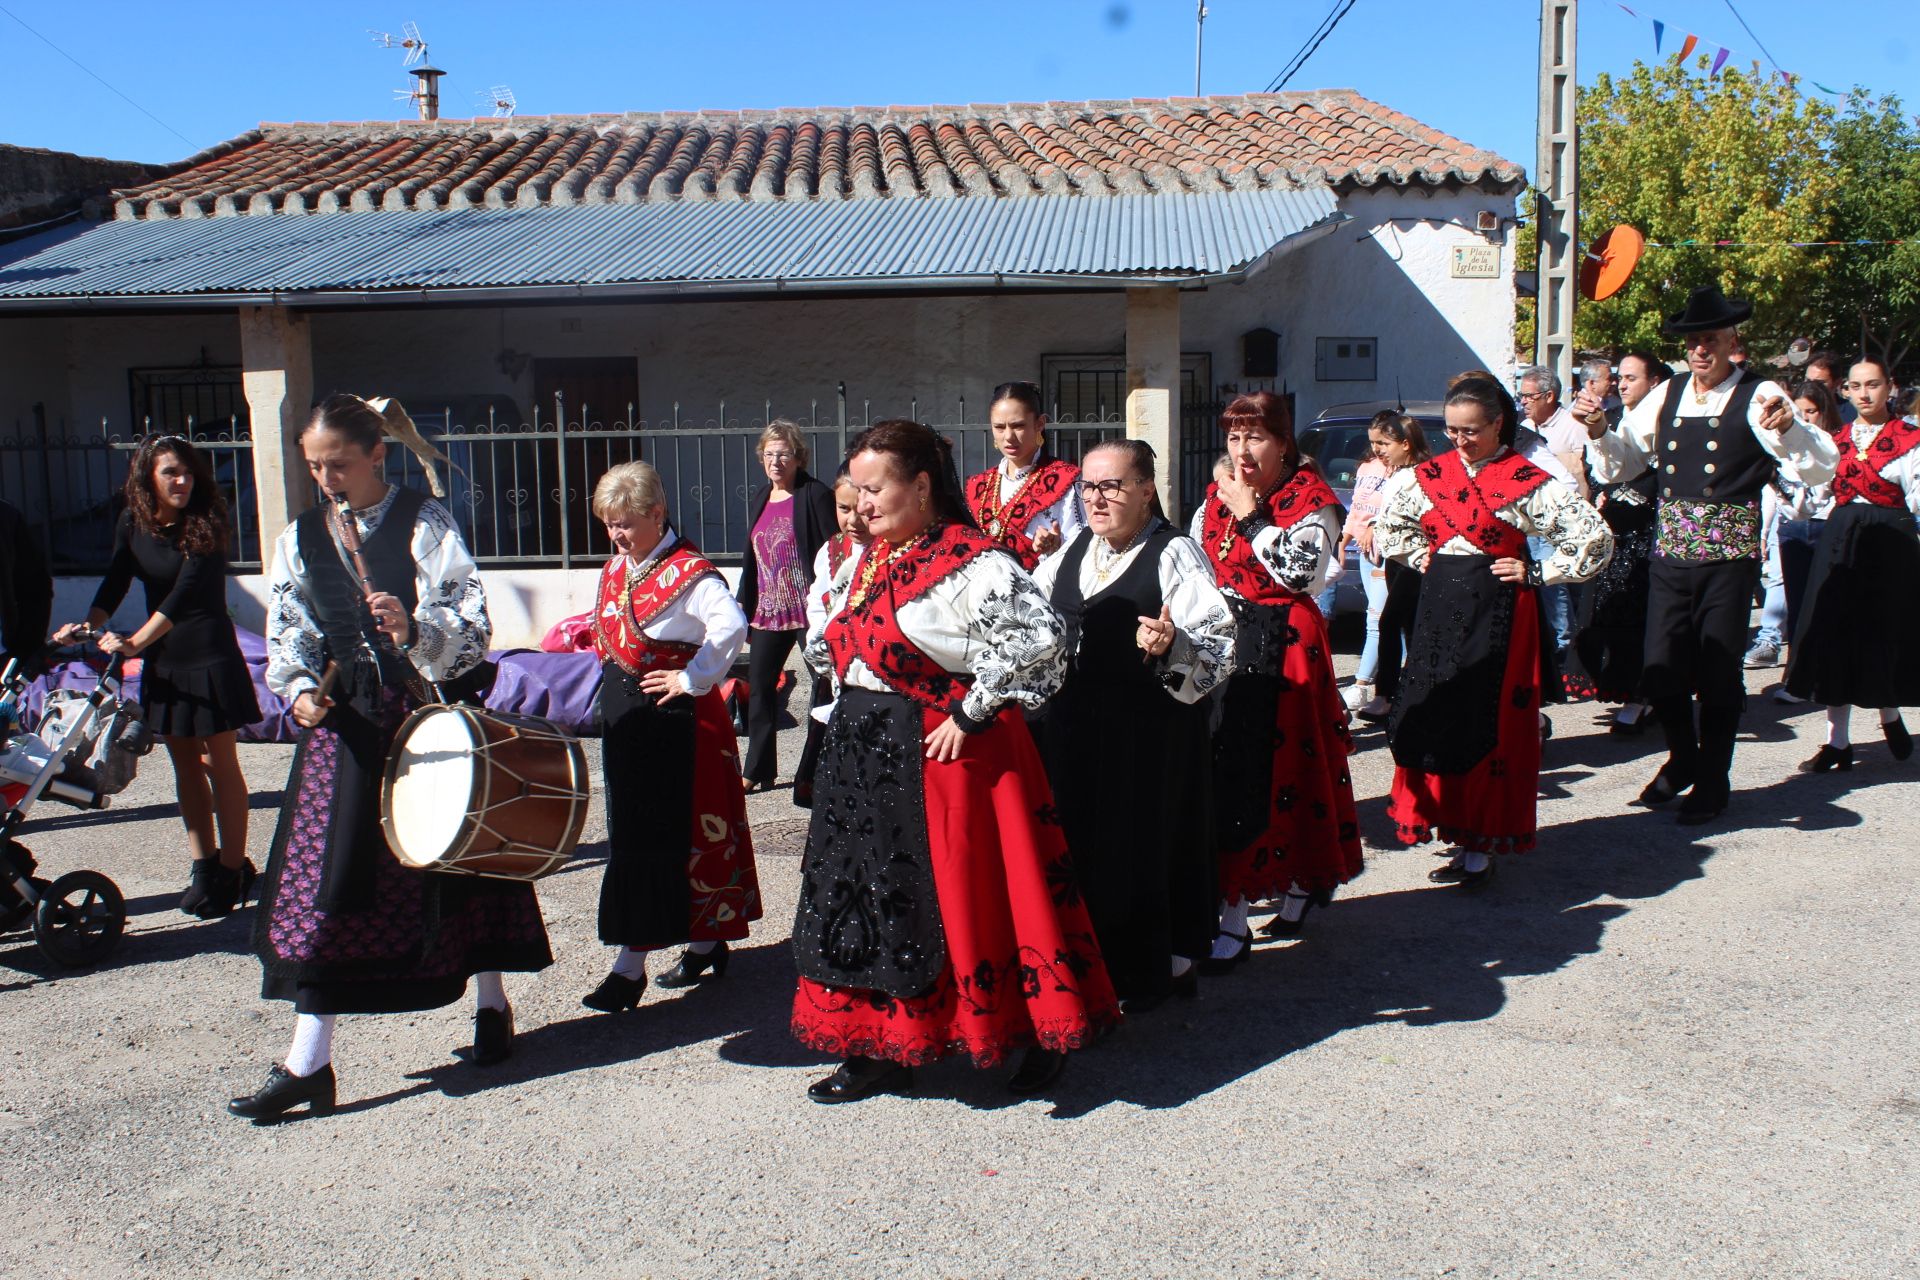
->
[1580, 224, 1645, 301]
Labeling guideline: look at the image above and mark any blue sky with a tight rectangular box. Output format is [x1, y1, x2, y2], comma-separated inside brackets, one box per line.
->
[1, 0, 1912, 169]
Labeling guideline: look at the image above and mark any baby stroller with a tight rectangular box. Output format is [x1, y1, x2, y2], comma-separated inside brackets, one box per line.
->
[0, 641, 152, 966]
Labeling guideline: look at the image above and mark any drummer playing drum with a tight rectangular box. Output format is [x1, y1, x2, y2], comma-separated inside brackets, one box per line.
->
[230, 394, 554, 1122]
[582, 461, 762, 1012]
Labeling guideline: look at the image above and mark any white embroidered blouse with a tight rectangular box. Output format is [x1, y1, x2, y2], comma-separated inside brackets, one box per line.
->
[265, 486, 490, 703]
[1186, 500, 1345, 598]
[605, 529, 748, 696]
[805, 535, 1069, 728]
[1030, 524, 1237, 704]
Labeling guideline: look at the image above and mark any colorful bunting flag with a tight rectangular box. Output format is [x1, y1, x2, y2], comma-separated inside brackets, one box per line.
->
[1710, 47, 1730, 76]
[1613, 4, 1846, 102]
[1676, 33, 1698, 62]
[1652, 18, 1665, 53]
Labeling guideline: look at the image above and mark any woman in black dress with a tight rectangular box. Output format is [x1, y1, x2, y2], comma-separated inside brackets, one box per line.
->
[55, 436, 260, 917]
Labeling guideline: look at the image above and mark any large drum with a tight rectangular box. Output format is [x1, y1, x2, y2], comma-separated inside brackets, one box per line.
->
[381, 704, 589, 881]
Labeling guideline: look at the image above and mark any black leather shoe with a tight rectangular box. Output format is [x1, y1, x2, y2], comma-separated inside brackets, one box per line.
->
[1885, 716, 1913, 761]
[1636, 766, 1695, 806]
[1007, 1047, 1068, 1096]
[655, 941, 730, 990]
[1120, 965, 1200, 1014]
[1676, 787, 1728, 825]
[472, 1005, 513, 1066]
[581, 970, 647, 1013]
[1197, 931, 1252, 976]
[228, 1063, 335, 1120]
[1429, 857, 1495, 889]
[807, 1056, 913, 1104]
[1799, 744, 1854, 774]
[1259, 887, 1333, 938]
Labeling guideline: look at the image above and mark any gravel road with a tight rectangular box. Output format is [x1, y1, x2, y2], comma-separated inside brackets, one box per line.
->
[2, 655, 1915, 1279]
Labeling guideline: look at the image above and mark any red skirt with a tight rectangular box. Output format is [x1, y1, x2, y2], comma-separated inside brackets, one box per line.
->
[1217, 598, 1363, 903]
[791, 706, 1121, 1068]
[1389, 585, 1542, 855]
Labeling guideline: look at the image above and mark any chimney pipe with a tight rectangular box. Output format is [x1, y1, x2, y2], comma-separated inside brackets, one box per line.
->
[411, 66, 446, 121]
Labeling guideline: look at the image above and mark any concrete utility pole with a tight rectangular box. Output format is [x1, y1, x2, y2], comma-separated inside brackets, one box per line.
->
[1536, 0, 1578, 386]
[1194, 2, 1209, 97]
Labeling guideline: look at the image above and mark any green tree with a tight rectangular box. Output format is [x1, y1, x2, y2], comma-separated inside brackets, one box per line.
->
[1805, 94, 1920, 373]
[1576, 58, 1839, 357]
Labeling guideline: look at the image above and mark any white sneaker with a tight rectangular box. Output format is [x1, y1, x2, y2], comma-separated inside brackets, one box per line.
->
[1357, 696, 1391, 721]
[1743, 641, 1781, 668]
[1342, 684, 1372, 712]
[1771, 687, 1806, 705]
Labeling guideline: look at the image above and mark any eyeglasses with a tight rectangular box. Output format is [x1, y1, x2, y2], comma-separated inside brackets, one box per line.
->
[761, 452, 795, 463]
[1077, 478, 1138, 501]
[1517, 390, 1551, 401]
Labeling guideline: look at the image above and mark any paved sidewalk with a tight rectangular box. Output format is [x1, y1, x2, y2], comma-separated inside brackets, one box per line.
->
[2, 663, 1915, 1279]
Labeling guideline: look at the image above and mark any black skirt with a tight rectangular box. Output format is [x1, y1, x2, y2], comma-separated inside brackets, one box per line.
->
[1567, 496, 1655, 703]
[140, 650, 261, 738]
[596, 666, 696, 949]
[1784, 503, 1920, 707]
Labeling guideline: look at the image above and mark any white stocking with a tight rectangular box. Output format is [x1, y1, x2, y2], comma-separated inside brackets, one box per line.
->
[687, 940, 717, 955]
[611, 946, 648, 979]
[1826, 706, 1851, 749]
[1217, 897, 1249, 937]
[1881, 707, 1901, 725]
[1278, 882, 1310, 923]
[1461, 851, 1490, 874]
[1170, 955, 1194, 978]
[285, 1013, 335, 1078]
[474, 971, 507, 1012]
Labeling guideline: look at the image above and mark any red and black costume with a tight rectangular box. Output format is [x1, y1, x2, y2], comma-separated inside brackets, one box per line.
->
[1197, 471, 1363, 904]
[593, 537, 760, 949]
[1383, 451, 1564, 855]
[1784, 416, 1920, 709]
[790, 522, 1119, 1066]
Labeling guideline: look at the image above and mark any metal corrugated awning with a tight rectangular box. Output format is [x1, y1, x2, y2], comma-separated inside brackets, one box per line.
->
[0, 186, 1343, 308]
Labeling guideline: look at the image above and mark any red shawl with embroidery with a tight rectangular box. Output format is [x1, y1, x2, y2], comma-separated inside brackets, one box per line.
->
[1831, 419, 1920, 508]
[593, 541, 725, 675]
[825, 523, 996, 711]
[966, 456, 1078, 570]
[1200, 468, 1342, 604]
[1413, 450, 1550, 559]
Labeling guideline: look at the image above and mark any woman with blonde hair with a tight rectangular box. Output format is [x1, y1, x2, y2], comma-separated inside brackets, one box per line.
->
[584, 461, 760, 1008]
[737, 420, 836, 794]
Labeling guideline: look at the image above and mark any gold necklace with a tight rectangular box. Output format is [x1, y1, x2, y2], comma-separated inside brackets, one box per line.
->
[848, 533, 922, 611]
[1093, 522, 1153, 586]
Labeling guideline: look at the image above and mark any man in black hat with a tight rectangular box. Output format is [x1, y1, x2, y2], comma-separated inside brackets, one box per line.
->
[0, 498, 53, 670]
[1573, 284, 1837, 823]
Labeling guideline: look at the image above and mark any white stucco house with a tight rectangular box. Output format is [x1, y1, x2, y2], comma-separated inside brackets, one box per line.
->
[0, 90, 1524, 645]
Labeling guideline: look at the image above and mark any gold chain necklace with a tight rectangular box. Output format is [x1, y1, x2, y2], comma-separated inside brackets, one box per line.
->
[848, 533, 923, 611]
[1093, 521, 1155, 586]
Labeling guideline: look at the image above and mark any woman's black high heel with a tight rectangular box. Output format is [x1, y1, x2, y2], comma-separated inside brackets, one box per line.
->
[581, 970, 648, 1012]
[227, 1063, 336, 1121]
[471, 1005, 513, 1066]
[1799, 744, 1854, 774]
[1198, 931, 1253, 976]
[179, 860, 214, 916]
[1258, 887, 1333, 938]
[1885, 716, 1913, 761]
[655, 941, 730, 989]
[190, 857, 258, 919]
[1007, 1047, 1068, 1095]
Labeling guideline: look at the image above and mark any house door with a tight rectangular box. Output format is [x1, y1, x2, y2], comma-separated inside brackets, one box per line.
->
[532, 357, 640, 564]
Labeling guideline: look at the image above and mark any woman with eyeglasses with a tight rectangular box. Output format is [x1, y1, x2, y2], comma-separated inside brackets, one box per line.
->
[1373, 376, 1612, 888]
[792, 420, 1118, 1104]
[965, 381, 1086, 570]
[1192, 392, 1362, 965]
[1783, 356, 1920, 772]
[55, 436, 261, 918]
[1565, 351, 1669, 734]
[736, 420, 836, 796]
[1031, 440, 1234, 1010]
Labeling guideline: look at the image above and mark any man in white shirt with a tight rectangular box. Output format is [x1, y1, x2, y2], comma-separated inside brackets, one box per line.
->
[1574, 284, 1837, 824]
[1518, 365, 1586, 658]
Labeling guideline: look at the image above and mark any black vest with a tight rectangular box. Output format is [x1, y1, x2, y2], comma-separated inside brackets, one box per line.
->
[1051, 523, 1175, 690]
[1652, 368, 1773, 503]
[293, 487, 427, 704]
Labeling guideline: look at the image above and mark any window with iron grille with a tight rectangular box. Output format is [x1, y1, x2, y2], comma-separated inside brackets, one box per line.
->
[128, 363, 249, 436]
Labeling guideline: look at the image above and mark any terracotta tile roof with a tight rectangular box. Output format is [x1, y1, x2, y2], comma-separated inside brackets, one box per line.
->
[112, 90, 1522, 220]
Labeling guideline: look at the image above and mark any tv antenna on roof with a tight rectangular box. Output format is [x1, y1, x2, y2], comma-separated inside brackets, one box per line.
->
[480, 85, 517, 118]
[370, 21, 429, 67]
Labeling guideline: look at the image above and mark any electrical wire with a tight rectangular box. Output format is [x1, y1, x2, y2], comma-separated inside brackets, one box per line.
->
[0, 2, 193, 147]
[1265, 0, 1360, 94]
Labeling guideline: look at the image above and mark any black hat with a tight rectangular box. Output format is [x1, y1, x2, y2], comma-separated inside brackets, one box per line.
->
[1663, 283, 1753, 335]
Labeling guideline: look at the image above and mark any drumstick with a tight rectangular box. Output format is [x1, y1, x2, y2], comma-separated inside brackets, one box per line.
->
[314, 661, 341, 705]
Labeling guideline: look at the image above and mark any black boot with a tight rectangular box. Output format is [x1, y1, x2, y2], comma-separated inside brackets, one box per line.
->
[582, 969, 647, 1013]
[179, 860, 215, 916]
[228, 1063, 335, 1121]
[655, 941, 730, 989]
[190, 858, 257, 919]
[1678, 706, 1739, 825]
[1639, 697, 1699, 805]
